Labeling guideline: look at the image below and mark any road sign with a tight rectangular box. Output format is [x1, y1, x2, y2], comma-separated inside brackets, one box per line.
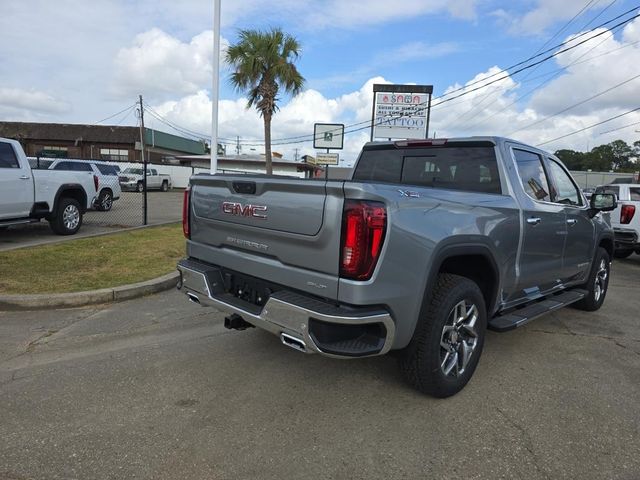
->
[316, 152, 339, 165]
[313, 123, 344, 149]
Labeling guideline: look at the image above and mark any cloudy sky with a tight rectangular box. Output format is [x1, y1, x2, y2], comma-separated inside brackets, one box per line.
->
[2, 0, 640, 164]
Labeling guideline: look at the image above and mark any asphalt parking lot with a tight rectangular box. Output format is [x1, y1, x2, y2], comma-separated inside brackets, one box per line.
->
[1, 259, 639, 479]
[0, 191, 183, 251]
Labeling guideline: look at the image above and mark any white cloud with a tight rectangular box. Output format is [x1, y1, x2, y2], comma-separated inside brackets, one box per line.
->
[302, 0, 478, 28]
[0, 88, 71, 115]
[111, 29, 229, 100]
[498, 0, 604, 35]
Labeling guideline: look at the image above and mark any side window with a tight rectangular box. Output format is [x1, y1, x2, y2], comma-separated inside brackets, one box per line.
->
[54, 162, 71, 170]
[513, 149, 551, 202]
[151, 169, 158, 175]
[629, 188, 640, 201]
[0, 143, 20, 168]
[547, 159, 582, 206]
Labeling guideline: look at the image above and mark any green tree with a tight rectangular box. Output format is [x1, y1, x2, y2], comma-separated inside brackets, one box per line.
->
[608, 139, 633, 171]
[554, 149, 586, 170]
[226, 28, 305, 175]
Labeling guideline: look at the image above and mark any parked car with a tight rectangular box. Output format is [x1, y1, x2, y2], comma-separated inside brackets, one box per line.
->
[119, 167, 172, 192]
[595, 183, 640, 258]
[1, 138, 97, 235]
[177, 136, 616, 397]
[38, 159, 122, 211]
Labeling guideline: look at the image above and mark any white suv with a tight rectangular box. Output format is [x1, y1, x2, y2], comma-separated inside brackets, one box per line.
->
[39, 159, 122, 211]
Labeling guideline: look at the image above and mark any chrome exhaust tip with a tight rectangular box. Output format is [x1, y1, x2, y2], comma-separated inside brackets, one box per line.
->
[280, 332, 306, 353]
[187, 293, 200, 305]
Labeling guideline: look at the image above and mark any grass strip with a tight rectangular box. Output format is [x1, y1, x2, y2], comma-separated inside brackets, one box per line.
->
[0, 224, 185, 294]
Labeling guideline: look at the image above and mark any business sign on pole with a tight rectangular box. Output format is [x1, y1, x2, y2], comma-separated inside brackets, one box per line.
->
[313, 123, 344, 150]
[370, 84, 433, 140]
[316, 152, 339, 165]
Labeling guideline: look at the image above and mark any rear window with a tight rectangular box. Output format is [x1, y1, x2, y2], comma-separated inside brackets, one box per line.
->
[353, 145, 501, 194]
[96, 164, 118, 175]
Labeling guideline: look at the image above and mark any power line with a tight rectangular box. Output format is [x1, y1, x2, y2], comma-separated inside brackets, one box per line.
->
[441, 0, 602, 130]
[598, 119, 640, 135]
[507, 72, 640, 136]
[234, 8, 640, 147]
[92, 103, 137, 125]
[536, 107, 640, 146]
[459, 23, 635, 133]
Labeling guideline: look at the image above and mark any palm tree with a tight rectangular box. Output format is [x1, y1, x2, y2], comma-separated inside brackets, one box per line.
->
[226, 28, 305, 175]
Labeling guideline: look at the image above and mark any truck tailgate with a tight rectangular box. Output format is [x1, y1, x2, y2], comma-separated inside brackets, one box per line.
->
[188, 175, 345, 297]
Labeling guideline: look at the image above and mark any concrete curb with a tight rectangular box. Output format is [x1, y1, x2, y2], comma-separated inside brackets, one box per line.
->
[0, 271, 179, 311]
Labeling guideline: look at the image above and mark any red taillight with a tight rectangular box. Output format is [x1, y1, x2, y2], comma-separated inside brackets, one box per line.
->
[93, 174, 99, 192]
[621, 204, 635, 224]
[340, 200, 387, 280]
[182, 187, 191, 238]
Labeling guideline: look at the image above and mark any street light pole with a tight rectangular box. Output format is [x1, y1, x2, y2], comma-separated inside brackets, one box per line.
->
[210, 0, 221, 175]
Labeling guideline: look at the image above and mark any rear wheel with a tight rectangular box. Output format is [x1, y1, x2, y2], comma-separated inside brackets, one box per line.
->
[399, 273, 487, 398]
[573, 247, 610, 311]
[96, 189, 113, 211]
[136, 181, 144, 193]
[49, 197, 82, 235]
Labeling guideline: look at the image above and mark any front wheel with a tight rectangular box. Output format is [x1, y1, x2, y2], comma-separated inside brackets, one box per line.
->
[399, 273, 487, 398]
[49, 197, 82, 235]
[161, 181, 168, 192]
[136, 182, 144, 193]
[573, 247, 610, 311]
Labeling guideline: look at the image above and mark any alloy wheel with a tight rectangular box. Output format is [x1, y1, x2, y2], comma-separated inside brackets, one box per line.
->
[439, 300, 480, 378]
[594, 259, 608, 303]
[63, 204, 80, 230]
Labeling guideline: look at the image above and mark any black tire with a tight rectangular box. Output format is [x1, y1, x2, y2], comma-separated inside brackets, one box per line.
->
[49, 197, 82, 235]
[399, 273, 487, 398]
[96, 189, 113, 211]
[614, 249, 633, 259]
[573, 247, 610, 311]
[136, 181, 144, 193]
[161, 181, 169, 192]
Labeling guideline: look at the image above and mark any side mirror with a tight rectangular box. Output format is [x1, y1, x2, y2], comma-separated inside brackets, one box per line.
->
[589, 193, 617, 214]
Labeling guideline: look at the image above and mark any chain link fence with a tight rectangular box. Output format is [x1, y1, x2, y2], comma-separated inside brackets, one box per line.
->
[29, 157, 193, 232]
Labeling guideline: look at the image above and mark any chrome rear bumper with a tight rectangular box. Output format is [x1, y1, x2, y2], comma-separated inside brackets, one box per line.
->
[177, 258, 395, 358]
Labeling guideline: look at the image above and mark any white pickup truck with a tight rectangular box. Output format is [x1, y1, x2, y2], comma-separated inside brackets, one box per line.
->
[119, 167, 172, 192]
[0, 138, 97, 235]
[595, 183, 640, 258]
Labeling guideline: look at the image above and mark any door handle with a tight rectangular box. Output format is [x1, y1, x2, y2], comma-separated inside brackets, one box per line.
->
[19, 175, 30, 180]
[526, 217, 541, 225]
[566, 219, 577, 226]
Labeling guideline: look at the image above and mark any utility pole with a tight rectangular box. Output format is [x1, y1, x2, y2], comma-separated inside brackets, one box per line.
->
[138, 94, 148, 225]
[294, 148, 299, 162]
[236, 136, 241, 155]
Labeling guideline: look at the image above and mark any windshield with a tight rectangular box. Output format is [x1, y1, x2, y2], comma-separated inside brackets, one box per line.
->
[123, 168, 143, 175]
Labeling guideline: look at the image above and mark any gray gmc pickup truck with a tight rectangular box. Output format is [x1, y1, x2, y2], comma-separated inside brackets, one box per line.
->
[177, 137, 617, 397]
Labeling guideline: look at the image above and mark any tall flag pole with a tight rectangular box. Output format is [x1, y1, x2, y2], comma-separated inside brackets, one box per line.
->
[210, 0, 221, 174]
